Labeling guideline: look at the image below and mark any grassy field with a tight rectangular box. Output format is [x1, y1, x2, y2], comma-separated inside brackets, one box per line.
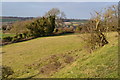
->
[0, 33, 15, 38]
[2, 32, 118, 78]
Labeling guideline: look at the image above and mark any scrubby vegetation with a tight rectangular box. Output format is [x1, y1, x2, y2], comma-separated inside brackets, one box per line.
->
[2, 65, 14, 79]
[27, 16, 55, 37]
[78, 5, 118, 53]
[2, 8, 68, 45]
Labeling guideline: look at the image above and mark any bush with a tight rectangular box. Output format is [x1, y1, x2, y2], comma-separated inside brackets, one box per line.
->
[53, 28, 58, 33]
[55, 27, 74, 34]
[27, 16, 55, 37]
[12, 35, 21, 42]
[75, 26, 82, 33]
[2, 25, 7, 31]
[2, 65, 14, 79]
[84, 31, 108, 53]
[23, 32, 27, 38]
[3, 36, 13, 42]
[18, 34, 23, 39]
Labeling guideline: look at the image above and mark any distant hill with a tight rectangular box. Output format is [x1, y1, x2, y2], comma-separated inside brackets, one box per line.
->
[63, 19, 88, 23]
[0, 16, 88, 23]
[0, 17, 89, 27]
[0, 16, 34, 25]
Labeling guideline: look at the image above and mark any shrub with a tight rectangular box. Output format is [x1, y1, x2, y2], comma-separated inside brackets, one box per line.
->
[84, 32, 108, 53]
[55, 27, 74, 34]
[2, 65, 14, 79]
[2, 25, 7, 31]
[18, 34, 23, 39]
[14, 35, 18, 39]
[23, 32, 27, 38]
[12, 35, 21, 42]
[27, 16, 55, 37]
[12, 38, 21, 42]
[53, 28, 58, 33]
[82, 6, 117, 53]
[75, 26, 82, 33]
[3, 36, 13, 42]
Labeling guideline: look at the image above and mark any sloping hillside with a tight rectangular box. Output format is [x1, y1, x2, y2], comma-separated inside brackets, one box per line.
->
[52, 33, 118, 78]
[2, 32, 118, 78]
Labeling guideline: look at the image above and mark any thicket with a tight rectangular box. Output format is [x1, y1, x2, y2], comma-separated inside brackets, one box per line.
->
[2, 8, 66, 43]
[27, 16, 55, 37]
[83, 5, 118, 53]
[3, 36, 13, 42]
[2, 16, 55, 43]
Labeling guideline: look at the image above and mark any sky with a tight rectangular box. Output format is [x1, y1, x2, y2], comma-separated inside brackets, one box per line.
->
[2, 2, 118, 19]
[1, 0, 120, 2]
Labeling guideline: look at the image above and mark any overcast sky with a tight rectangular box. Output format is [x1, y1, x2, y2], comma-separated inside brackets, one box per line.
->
[2, 2, 118, 19]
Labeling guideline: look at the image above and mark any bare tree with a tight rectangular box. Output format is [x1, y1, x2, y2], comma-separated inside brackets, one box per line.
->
[103, 5, 118, 31]
[45, 8, 60, 18]
[83, 5, 118, 53]
[45, 8, 66, 28]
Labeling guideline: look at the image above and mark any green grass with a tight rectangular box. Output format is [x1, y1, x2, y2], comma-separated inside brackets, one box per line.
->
[2, 32, 118, 78]
[0, 33, 15, 38]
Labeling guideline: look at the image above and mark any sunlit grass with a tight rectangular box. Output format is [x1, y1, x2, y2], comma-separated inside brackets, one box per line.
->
[1, 33, 15, 38]
[2, 32, 118, 78]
